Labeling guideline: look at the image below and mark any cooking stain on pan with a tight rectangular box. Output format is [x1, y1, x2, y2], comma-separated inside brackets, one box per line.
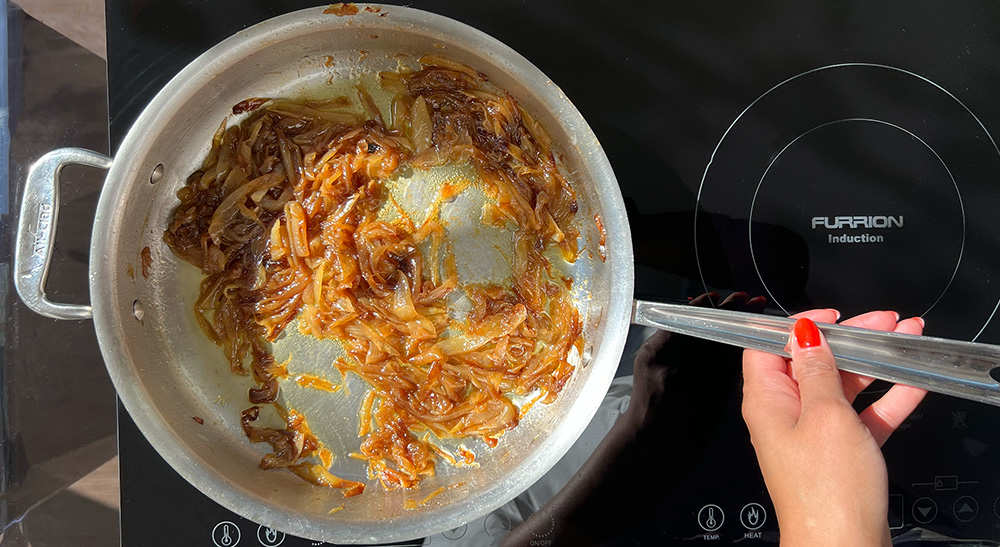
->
[140, 246, 152, 278]
[594, 213, 607, 262]
[324, 3, 359, 16]
[403, 482, 465, 510]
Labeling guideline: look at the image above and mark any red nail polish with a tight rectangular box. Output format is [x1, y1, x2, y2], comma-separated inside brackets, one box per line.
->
[794, 318, 821, 349]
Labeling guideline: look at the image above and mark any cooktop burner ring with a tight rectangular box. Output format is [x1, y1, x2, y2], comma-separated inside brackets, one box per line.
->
[694, 63, 1000, 341]
[747, 116, 967, 318]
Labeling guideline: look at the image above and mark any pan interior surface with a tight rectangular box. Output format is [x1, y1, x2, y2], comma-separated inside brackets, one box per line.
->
[90, 5, 633, 543]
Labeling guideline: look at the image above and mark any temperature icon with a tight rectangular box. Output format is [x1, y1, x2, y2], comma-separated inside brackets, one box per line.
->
[697, 504, 724, 532]
[212, 521, 242, 547]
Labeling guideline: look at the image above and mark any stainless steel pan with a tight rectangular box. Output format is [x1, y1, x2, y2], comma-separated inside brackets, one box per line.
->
[15, 6, 634, 543]
[14, 4, 1000, 544]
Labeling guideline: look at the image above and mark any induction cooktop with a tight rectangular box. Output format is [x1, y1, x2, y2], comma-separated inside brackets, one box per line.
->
[105, 2, 1000, 545]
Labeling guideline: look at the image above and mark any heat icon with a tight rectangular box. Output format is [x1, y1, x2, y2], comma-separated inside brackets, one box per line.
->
[740, 503, 767, 531]
[221, 526, 233, 546]
[697, 504, 724, 532]
[256, 524, 286, 546]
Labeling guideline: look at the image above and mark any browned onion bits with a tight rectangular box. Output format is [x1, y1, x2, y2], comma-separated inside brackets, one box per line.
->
[164, 55, 583, 494]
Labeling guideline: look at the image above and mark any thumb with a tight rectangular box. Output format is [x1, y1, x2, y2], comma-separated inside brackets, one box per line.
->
[789, 318, 846, 409]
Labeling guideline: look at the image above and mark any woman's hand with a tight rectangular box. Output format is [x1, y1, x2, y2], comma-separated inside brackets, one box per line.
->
[741, 310, 927, 547]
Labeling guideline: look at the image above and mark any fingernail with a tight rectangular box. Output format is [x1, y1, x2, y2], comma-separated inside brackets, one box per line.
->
[793, 318, 821, 349]
[888, 310, 900, 321]
[913, 316, 926, 328]
[827, 308, 842, 322]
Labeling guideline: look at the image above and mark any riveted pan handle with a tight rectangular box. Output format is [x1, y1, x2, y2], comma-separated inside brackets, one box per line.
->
[632, 299, 1000, 407]
[15, 148, 113, 320]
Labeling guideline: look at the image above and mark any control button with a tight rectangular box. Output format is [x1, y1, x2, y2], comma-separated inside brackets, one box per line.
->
[256, 525, 285, 546]
[739, 503, 766, 530]
[212, 521, 242, 547]
[484, 512, 511, 537]
[954, 495, 979, 522]
[934, 475, 958, 491]
[442, 523, 468, 540]
[912, 497, 938, 524]
[888, 494, 904, 530]
[697, 504, 724, 532]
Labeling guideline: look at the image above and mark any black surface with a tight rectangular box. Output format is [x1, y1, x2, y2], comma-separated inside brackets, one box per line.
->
[695, 63, 1000, 340]
[2, 3, 116, 538]
[106, 1, 1000, 545]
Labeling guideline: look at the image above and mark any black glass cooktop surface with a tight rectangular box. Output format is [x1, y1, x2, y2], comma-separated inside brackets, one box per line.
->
[694, 62, 1000, 340]
[106, 1, 1000, 545]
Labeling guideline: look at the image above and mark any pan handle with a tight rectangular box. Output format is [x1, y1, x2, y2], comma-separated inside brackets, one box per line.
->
[632, 299, 1000, 406]
[14, 148, 113, 320]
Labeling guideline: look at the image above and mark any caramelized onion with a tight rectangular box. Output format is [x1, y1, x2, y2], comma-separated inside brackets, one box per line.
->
[290, 463, 365, 497]
[165, 57, 584, 494]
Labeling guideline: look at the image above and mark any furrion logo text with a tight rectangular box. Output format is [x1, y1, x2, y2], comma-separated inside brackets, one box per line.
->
[810, 215, 903, 244]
